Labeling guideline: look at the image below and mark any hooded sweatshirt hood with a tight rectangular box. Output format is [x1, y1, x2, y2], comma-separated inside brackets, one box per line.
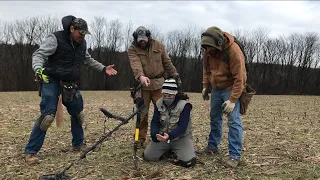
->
[61, 15, 77, 33]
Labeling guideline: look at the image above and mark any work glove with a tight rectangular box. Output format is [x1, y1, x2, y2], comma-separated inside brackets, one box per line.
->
[222, 100, 235, 115]
[35, 68, 49, 83]
[202, 88, 210, 101]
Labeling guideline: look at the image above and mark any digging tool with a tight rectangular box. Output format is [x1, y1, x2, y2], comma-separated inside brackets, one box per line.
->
[34, 75, 42, 97]
[55, 95, 64, 128]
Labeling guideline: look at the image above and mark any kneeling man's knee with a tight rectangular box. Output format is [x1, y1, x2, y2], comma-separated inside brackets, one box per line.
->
[142, 151, 159, 161]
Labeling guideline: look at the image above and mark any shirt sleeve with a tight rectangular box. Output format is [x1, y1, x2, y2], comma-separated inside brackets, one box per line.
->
[83, 49, 106, 72]
[127, 45, 144, 79]
[32, 34, 57, 72]
[229, 52, 246, 102]
[150, 105, 161, 142]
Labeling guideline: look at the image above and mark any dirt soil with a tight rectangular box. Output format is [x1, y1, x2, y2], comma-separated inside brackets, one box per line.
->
[0, 91, 319, 180]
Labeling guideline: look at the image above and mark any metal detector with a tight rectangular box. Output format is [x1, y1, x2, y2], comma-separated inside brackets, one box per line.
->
[39, 82, 144, 180]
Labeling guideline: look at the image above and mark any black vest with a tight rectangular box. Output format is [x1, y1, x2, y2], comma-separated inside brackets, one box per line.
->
[45, 31, 86, 81]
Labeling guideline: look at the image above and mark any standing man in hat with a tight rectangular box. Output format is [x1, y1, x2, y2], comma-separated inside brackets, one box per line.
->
[24, 15, 118, 165]
[200, 26, 247, 168]
[127, 26, 181, 147]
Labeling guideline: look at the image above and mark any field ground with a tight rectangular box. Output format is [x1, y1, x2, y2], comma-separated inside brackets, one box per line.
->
[0, 91, 319, 180]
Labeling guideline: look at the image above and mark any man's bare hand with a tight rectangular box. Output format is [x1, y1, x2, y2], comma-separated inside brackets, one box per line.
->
[139, 75, 150, 86]
[105, 64, 117, 75]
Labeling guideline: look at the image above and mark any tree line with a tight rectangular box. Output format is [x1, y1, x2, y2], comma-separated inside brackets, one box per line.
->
[0, 15, 319, 95]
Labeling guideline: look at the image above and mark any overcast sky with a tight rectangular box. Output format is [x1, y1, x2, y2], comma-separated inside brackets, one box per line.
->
[0, 1, 319, 38]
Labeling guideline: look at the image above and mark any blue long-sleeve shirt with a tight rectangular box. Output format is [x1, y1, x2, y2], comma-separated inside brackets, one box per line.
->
[150, 103, 192, 142]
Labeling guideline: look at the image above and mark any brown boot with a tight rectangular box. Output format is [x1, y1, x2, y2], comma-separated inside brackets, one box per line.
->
[196, 147, 219, 155]
[25, 154, 39, 165]
[224, 157, 240, 168]
[72, 144, 88, 152]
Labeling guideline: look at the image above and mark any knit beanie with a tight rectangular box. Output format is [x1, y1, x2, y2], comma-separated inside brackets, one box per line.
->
[162, 78, 178, 95]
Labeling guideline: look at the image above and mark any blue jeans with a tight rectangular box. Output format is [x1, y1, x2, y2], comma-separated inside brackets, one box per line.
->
[207, 88, 243, 160]
[25, 79, 84, 154]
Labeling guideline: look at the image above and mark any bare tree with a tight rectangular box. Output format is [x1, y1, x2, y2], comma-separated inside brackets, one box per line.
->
[1, 15, 320, 95]
[79, 16, 108, 90]
[90, 16, 107, 50]
[148, 24, 165, 43]
[313, 44, 320, 69]
[123, 20, 133, 51]
[0, 21, 11, 90]
[232, 27, 251, 45]
[252, 27, 270, 63]
[0, 22, 11, 45]
[260, 38, 280, 89]
[8, 20, 25, 44]
[0, 20, 3, 44]
[189, 27, 203, 91]
[165, 30, 180, 58]
[274, 36, 287, 68]
[298, 32, 319, 93]
[21, 17, 41, 89]
[249, 27, 270, 87]
[191, 27, 203, 59]
[35, 15, 60, 45]
[315, 47, 320, 90]
[21, 17, 39, 45]
[106, 19, 123, 52]
[281, 33, 302, 93]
